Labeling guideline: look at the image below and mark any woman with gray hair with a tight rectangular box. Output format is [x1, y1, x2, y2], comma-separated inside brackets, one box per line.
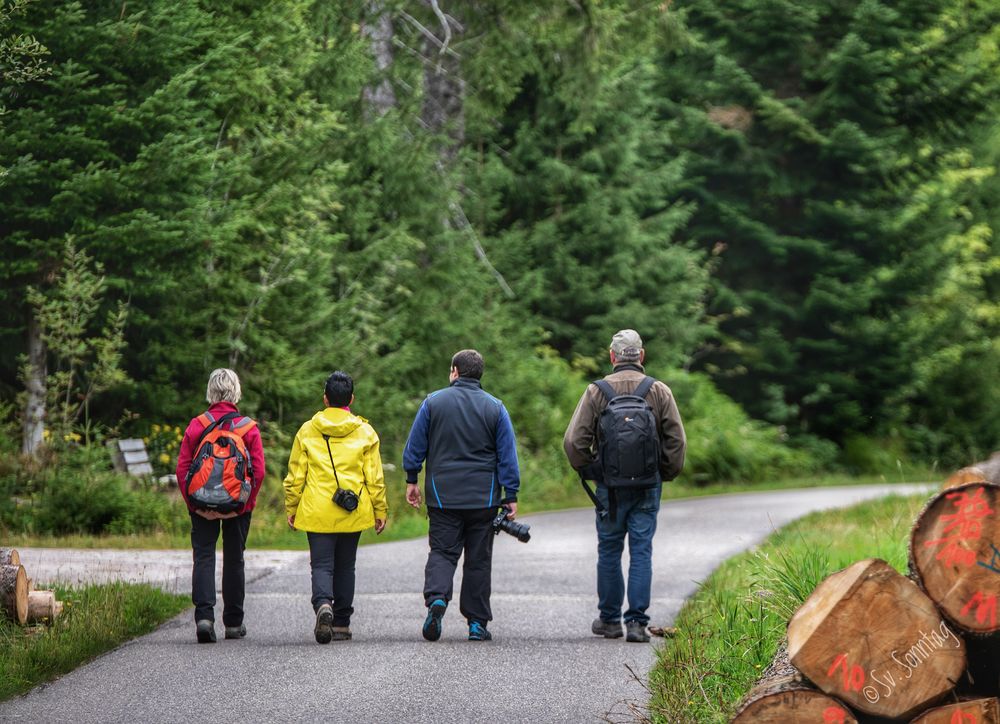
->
[175, 368, 266, 643]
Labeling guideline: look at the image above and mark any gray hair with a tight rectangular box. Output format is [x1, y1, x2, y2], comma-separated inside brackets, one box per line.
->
[206, 368, 242, 405]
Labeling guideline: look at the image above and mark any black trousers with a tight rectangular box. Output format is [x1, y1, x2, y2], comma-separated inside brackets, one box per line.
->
[307, 531, 362, 626]
[190, 511, 252, 626]
[424, 507, 496, 624]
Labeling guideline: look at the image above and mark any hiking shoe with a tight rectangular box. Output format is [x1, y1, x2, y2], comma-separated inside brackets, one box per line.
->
[331, 626, 352, 641]
[314, 604, 334, 644]
[468, 621, 492, 641]
[196, 619, 216, 644]
[626, 621, 650, 643]
[224, 624, 246, 639]
[422, 599, 447, 641]
[591, 618, 623, 639]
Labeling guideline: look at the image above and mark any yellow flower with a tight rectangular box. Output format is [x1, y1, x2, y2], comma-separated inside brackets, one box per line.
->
[159, 453, 171, 464]
[152, 423, 161, 433]
[174, 426, 182, 434]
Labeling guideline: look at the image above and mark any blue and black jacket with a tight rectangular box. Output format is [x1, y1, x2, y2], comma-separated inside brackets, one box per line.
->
[402, 376, 520, 509]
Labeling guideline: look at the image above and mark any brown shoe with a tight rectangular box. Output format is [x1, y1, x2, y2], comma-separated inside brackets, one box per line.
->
[591, 618, 623, 638]
[331, 626, 352, 641]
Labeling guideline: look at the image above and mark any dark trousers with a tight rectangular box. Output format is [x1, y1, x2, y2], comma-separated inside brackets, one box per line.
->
[424, 507, 496, 624]
[307, 531, 362, 626]
[190, 511, 252, 626]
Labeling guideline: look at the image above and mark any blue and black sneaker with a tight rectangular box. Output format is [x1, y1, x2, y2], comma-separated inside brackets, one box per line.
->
[422, 599, 447, 641]
[468, 621, 492, 641]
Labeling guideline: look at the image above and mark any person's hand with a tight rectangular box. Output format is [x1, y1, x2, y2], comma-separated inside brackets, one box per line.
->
[195, 509, 221, 520]
[504, 502, 517, 520]
[218, 511, 239, 519]
[406, 483, 422, 509]
[287, 514, 296, 529]
[374, 518, 386, 535]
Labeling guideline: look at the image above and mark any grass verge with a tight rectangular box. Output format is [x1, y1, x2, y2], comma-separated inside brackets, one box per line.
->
[0, 582, 189, 701]
[646, 491, 930, 723]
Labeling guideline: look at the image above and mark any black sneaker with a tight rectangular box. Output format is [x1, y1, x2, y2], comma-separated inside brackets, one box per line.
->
[196, 619, 216, 644]
[625, 621, 650, 643]
[591, 618, 623, 639]
[224, 624, 246, 639]
[315, 604, 334, 644]
[468, 621, 492, 641]
[422, 599, 447, 641]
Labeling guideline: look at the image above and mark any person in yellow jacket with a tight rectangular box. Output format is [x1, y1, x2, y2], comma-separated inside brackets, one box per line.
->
[283, 371, 387, 644]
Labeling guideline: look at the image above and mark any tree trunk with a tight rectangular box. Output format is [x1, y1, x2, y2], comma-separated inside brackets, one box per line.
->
[910, 482, 1000, 635]
[910, 697, 1000, 724]
[362, 0, 397, 118]
[0, 548, 20, 567]
[732, 643, 858, 723]
[21, 309, 46, 456]
[787, 559, 966, 720]
[1, 564, 28, 625]
[26, 590, 61, 624]
[944, 454, 1000, 490]
[419, 5, 464, 167]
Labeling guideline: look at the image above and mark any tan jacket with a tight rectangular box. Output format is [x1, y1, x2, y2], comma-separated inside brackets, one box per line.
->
[563, 364, 686, 481]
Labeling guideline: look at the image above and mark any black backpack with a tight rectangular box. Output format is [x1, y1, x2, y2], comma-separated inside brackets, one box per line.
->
[580, 376, 662, 515]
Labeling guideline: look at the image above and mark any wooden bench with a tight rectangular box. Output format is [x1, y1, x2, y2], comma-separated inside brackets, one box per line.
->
[106, 438, 154, 477]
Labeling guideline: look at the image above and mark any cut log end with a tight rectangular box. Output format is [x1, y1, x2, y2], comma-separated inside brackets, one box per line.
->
[788, 558, 965, 720]
[27, 590, 61, 625]
[732, 689, 857, 723]
[911, 697, 1000, 723]
[0, 564, 29, 625]
[911, 482, 1000, 634]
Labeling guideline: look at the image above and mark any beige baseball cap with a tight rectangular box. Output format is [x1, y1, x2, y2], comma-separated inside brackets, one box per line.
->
[610, 329, 643, 361]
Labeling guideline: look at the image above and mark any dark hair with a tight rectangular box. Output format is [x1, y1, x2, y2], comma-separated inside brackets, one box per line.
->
[324, 371, 354, 407]
[451, 349, 484, 380]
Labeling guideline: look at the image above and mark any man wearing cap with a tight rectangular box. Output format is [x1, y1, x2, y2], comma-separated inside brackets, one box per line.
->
[563, 330, 686, 642]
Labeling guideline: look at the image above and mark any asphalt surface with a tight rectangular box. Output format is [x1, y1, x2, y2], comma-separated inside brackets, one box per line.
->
[2, 484, 932, 723]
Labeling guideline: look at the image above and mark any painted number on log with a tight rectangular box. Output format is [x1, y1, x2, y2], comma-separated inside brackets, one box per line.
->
[950, 710, 977, 724]
[827, 653, 865, 692]
[960, 591, 998, 627]
[924, 487, 994, 567]
[823, 706, 847, 724]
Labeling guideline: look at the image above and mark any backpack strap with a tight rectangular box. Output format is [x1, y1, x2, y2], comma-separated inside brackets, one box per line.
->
[592, 379, 616, 403]
[633, 376, 656, 400]
[229, 416, 257, 438]
[579, 474, 609, 520]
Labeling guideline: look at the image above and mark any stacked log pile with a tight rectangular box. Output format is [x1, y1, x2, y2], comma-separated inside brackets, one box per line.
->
[733, 454, 1000, 723]
[0, 547, 63, 626]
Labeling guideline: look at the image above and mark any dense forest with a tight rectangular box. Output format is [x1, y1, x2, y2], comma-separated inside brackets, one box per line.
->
[1, 0, 998, 515]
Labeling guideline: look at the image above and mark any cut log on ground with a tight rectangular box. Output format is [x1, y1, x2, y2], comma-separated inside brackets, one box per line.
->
[787, 558, 966, 720]
[911, 482, 1000, 634]
[0, 547, 20, 567]
[0, 563, 28, 625]
[731, 643, 857, 723]
[943, 454, 1000, 490]
[26, 590, 61, 624]
[910, 697, 1000, 724]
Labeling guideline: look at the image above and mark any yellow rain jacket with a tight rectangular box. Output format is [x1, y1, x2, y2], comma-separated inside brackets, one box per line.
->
[283, 408, 387, 533]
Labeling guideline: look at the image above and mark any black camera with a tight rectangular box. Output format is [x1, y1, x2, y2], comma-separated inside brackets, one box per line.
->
[332, 487, 360, 512]
[492, 508, 530, 543]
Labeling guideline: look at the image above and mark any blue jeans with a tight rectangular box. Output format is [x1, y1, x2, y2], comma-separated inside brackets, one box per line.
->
[595, 484, 661, 626]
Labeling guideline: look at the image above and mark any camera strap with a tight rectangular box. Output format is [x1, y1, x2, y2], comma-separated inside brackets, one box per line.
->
[322, 434, 372, 500]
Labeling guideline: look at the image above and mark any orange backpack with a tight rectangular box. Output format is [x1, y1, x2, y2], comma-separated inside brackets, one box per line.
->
[185, 411, 256, 513]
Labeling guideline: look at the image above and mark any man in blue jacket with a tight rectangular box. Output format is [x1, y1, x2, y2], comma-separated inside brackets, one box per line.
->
[403, 349, 521, 642]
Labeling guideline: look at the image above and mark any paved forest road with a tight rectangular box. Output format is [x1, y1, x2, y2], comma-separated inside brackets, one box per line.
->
[2, 484, 932, 724]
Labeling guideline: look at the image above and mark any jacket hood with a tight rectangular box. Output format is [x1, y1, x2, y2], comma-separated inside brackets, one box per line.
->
[311, 408, 363, 438]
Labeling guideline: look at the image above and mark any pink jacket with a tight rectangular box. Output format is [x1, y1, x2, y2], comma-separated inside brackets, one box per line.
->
[175, 401, 266, 513]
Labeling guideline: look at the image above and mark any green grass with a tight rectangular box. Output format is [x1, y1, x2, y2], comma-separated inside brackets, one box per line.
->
[647, 492, 930, 723]
[0, 582, 189, 701]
